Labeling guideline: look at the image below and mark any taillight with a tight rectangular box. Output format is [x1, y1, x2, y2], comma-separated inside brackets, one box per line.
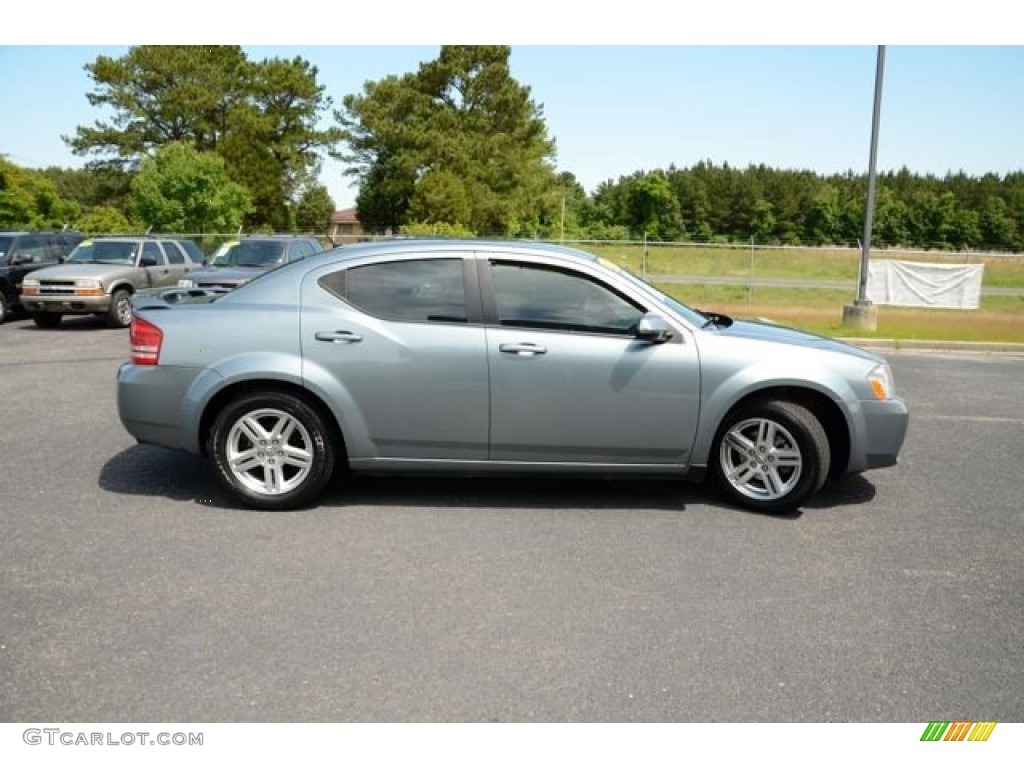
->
[130, 315, 163, 365]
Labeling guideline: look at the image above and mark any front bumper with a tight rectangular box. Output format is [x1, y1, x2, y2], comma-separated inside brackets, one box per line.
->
[850, 396, 910, 472]
[22, 294, 112, 314]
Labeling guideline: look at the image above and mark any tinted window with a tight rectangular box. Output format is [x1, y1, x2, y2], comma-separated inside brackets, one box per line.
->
[173, 239, 205, 264]
[0, 236, 14, 259]
[211, 240, 287, 267]
[320, 259, 467, 324]
[288, 240, 317, 261]
[490, 262, 645, 335]
[142, 241, 165, 265]
[12, 234, 50, 263]
[163, 241, 186, 265]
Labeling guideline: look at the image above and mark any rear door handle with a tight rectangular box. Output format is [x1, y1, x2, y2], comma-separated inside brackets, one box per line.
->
[315, 330, 363, 344]
[499, 342, 547, 357]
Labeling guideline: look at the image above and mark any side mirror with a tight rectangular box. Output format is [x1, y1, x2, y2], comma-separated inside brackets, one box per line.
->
[10, 252, 31, 266]
[634, 313, 674, 343]
[139, 255, 158, 268]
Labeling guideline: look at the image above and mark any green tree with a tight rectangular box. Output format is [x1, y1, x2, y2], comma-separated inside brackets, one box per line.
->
[43, 165, 133, 214]
[0, 157, 79, 229]
[67, 46, 250, 160]
[979, 196, 1016, 250]
[408, 169, 472, 227]
[77, 205, 135, 234]
[750, 199, 776, 243]
[336, 45, 557, 234]
[67, 46, 341, 229]
[624, 173, 684, 240]
[294, 183, 335, 233]
[805, 184, 841, 244]
[130, 142, 251, 232]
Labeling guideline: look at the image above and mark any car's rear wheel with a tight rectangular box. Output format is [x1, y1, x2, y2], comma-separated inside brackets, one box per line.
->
[209, 392, 336, 510]
[106, 289, 132, 328]
[712, 399, 830, 514]
[32, 312, 62, 328]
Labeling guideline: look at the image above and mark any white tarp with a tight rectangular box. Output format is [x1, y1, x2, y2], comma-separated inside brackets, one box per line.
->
[866, 260, 985, 309]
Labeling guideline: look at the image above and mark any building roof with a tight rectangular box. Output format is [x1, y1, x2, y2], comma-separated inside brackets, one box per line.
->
[331, 208, 359, 225]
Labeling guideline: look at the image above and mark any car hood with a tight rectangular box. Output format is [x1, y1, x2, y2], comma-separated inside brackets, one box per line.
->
[29, 263, 136, 281]
[712, 318, 882, 363]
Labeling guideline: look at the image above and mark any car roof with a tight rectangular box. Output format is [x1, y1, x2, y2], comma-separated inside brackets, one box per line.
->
[321, 238, 600, 266]
[77, 236, 177, 242]
[233, 234, 320, 241]
[1, 230, 83, 236]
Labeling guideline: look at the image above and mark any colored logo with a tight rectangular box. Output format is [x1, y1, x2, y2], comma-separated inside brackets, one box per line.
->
[921, 721, 997, 742]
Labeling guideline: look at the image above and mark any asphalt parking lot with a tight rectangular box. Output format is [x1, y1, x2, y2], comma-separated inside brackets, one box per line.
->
[1, 313, 1022, 722]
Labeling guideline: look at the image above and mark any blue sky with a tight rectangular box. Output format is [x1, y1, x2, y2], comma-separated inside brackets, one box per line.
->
[2, 45, 1022, 211]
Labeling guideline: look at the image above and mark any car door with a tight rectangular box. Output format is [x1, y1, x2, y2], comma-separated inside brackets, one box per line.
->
[139, 241, 177, 287]
[482, 257, 701, 466]
[300, 254, 490, 461]
[162, 240, 195, 283]
[7, 234, 48, 290]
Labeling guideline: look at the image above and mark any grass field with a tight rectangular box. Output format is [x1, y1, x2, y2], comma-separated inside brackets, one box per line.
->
[654, 283, 1024, 343]
[548, 241, 1024, 342]
[581, 242, 1024, 289]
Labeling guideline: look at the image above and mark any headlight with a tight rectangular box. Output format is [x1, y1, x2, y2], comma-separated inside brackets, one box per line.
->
[22, 278, 39, 287]
[867, 363, 894, 400]
[178, 279, 195, 288]
[72, 277, 104, 296]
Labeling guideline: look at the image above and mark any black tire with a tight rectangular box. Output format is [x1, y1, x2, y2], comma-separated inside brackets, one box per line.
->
[0, 292, 8, 324]
[106, 288, 133, 328]
[208, 391, 336, 510]
[32, 312, 62, 328]
[711, 399, 830, 514]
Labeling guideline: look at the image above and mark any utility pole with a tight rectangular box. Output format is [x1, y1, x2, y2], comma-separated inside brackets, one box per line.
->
[843, 45, 885, 332]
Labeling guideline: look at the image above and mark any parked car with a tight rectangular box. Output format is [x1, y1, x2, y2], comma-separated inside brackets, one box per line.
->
[20, 236, 203, 328]
[176, 235, 323, 290]
[118, 239, 909, 513]
[0, 230, 86, 323]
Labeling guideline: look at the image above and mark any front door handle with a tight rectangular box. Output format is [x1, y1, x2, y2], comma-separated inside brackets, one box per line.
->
[315, 330, 363, 344]
[499, 342, 547, 357]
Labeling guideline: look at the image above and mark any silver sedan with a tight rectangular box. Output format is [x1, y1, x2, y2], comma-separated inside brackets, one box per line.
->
[117, 240, 908, 513]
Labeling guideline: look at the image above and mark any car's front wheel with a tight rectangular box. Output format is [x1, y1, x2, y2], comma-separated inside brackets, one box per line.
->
[209, 391, 336, 510]
[106, 289, 133, 328]
[712, 399, 830, 514]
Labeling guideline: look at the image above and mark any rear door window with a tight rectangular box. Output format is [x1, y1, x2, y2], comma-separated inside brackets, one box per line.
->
[319, 259, 468, 324]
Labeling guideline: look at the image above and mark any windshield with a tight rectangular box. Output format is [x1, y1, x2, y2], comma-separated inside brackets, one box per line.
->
[597, 257, 709, 328]
[210, 240, 287, 268]
[67, 240, 138, 265]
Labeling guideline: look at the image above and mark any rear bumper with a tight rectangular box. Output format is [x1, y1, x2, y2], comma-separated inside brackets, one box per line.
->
[117, 363, 205, 453]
